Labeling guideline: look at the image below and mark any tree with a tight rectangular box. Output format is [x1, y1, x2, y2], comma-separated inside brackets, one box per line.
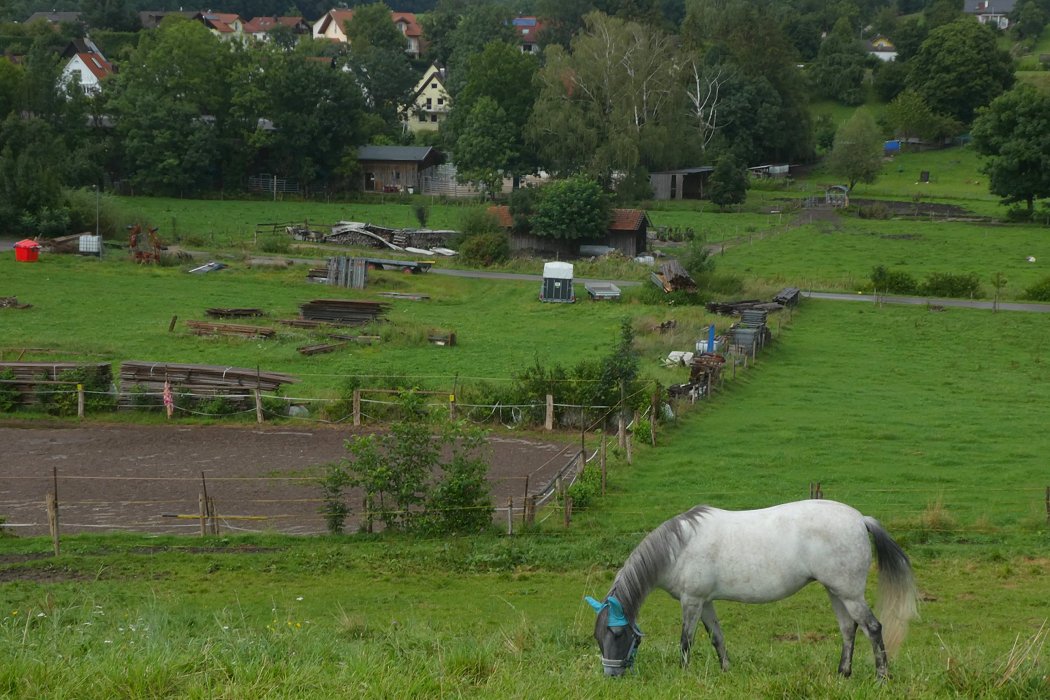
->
[825, 109, 883, 192]
[345, 2, 407, 53]
[708, 153, 750, 209]
[441, 1, 515, 97]
[883, 89, 962, 143]
[448, 41, 538, 182]
[908, 18, 1014, 124]
[971, 84, 1050, 215]
[81, 0, 138, 31]
[531, 175, 610, 240]
[1012, 1, 1046, 41]
[809, 17, 869, 105]
[528, 13, 680, 182]
[452, 96, 517, 193]
[107, 18, 234, 194]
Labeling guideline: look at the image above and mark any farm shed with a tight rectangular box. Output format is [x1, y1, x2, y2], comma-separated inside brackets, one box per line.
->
[490, 206, 649, 258]
[357, 145, 444, 194]
[540, 262, 575, 303]
[649, 167, 714, 200]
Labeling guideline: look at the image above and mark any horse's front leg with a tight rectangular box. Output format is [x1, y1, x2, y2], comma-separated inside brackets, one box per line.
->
[700, 602, 729, 671]
[679, 600, 704, 668]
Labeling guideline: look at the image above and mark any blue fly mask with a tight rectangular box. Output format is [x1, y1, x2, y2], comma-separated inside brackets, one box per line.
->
[586, 595, 644, 675]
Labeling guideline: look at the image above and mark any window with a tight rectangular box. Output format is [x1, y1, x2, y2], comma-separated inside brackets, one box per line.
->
[425, 98, 432, 108]
[437, 98, 444, 105]
[431, 82, 437, 89]
[418, 112, 427, 122]
[430, 114, 437, 122]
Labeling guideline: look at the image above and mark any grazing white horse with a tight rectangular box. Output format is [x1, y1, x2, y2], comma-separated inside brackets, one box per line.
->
[586, 500, 918, 679]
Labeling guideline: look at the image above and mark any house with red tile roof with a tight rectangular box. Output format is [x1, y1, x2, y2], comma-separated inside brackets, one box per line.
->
[312, 9, 424, 57]
[61, 50, 114, 95]
[488, 204, 650, 258]
[243, 16, 311, 41]
[511, 16, 545, 55]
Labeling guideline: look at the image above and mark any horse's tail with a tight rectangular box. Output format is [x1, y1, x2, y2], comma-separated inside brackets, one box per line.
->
[864, 516, 919, 656]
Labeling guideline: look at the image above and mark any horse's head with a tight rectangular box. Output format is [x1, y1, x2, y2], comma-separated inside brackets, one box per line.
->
[585, 595, 643, 676]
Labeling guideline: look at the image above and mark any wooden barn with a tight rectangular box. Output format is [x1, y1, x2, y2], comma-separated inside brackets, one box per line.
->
[489, 206, 649, 258]
[649, 167, 714, 200]
[357, 145, 444, 193]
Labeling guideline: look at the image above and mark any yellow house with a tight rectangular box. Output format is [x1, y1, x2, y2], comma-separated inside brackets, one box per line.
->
[401, 64, 451, 134]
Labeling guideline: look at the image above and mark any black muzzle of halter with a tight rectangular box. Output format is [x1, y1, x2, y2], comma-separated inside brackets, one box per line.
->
[601, 622, 644, 675]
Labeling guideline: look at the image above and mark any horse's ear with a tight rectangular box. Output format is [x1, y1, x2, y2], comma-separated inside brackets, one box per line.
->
[584, 596, 604, 613]
[606, 596, 629, 627]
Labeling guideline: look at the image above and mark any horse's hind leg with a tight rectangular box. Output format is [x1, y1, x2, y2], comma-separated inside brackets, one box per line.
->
[700, 602, 729, 672]
[840, 598, 889, 680]
[826, 590, 858, 677]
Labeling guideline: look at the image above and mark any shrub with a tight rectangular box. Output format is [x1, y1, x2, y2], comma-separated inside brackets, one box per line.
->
[1023, 277, 1050, 302]
[458, 208, 501, 239]
[36, 366, 115, 416]
[921, 272, 982, 298]
[568, 465, 602, 509]
[318, 462, 352, 534]
[258, 236, 291, 254]
[857, 204, 892, 219]
[871, 265, 920, 294]
[459, 232, 509, 266]
[0, 369, 17, 412]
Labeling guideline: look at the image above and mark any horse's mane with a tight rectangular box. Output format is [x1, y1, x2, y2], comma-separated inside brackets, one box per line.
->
[609, 505, 711, 620]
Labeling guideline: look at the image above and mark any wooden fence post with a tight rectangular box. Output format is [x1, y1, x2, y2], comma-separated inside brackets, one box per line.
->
[1045, 486, 1049, 526]
[200, 472, 211, 536]
[46, 492, 59, 556]
[564, 494, 572, 528]
[209, 497, 218, 534]
[198, 493, 207, 537]
[168, 315, 178, 332]
[506, 498, 513, 536]
[526, 495, 536, 527]
[77, 384, 85, 419]
[650, 392, 657, 447]
[617, 413, 626, 448]
[352, 389, 361, 427]
[254, 389, 264, 424]
[626, 432, 633, 465]
[600, 433, 607, 496]
[545, 394, 554, 431]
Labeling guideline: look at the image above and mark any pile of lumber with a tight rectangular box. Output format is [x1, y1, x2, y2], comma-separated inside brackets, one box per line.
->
[649, 260, 697, 293]
[706, 299, 784, 316]
[0, 361, 113, 406]
[187, 320, 275, 339]
[204, 308, 264, 318]
[297, 342, 347, 356]
[298, 299, 389, 325]
[117, 361, 297, 407]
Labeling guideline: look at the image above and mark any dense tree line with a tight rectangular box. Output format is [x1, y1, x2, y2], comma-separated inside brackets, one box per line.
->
[0, 0, 1039, 235]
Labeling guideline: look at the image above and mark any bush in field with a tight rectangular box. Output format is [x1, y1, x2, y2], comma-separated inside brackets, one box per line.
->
[340, 391, 493, 535]
[857, 204, 892, 219]
[871, 265, 920, 294]
[36, 366, 115, 416]
[921, 272, 982, 298]
[459, 232, 509, 266]
[0, 369, 17, 412]
[1022, 277, 1050, 302]
[568, 464, 602, 509]
[319, 462, 352, 534]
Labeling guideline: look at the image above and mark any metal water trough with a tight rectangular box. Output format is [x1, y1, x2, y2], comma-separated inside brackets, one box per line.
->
[585, 282, 621, 301]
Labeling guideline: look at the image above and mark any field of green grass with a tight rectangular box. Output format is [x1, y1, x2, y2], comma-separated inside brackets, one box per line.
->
[2, 300, 1047, 697]
[2, 146, 1049, 697]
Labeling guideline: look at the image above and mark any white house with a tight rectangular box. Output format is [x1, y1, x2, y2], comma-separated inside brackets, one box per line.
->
[401, 64, 450, 133]
[61, 51, 114, 95]
[312, 8, 423, 56]
[965, 0, 1016, 29]
[865, 35, 897, 62]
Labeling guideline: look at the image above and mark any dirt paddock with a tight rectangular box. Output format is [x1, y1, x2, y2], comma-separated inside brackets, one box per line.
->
[0, 423, 574, 537]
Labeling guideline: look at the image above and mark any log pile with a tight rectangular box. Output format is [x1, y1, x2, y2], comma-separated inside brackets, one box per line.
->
[187, 320, 275, 339]
[117, 361, 297, 407]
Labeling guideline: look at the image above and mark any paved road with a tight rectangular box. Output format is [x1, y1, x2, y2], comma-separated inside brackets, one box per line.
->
[802, 290, 1050, 313]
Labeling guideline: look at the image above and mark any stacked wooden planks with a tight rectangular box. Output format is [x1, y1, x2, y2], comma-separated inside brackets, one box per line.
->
[298, 299, 389, 325]
[117, 361, 297, 407]
[0, 361, 113, 406]
[204, 308, 264, 318]
[187, 320, 275, 339]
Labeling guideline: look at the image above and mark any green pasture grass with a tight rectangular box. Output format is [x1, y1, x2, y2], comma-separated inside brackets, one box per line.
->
[714, 215, 1050, 297]
[1016, 70, 1050, 91]
[598, 299, 1050, 531]
[0, 253, 724, 398]
[0, 535, 1045, 697]
[117, 195, 486, 248]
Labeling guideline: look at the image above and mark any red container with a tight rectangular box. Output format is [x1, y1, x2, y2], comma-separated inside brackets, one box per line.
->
[14, 239, 40, 263]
